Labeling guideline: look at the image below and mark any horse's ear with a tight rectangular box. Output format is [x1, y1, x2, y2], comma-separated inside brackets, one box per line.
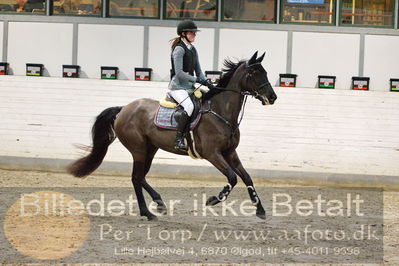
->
[248, 51, 258, 65]
[256, 52, 265, 63]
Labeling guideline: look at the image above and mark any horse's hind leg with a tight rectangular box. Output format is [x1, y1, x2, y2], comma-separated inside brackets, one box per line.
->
[225, 150, 266, 220]
[142, 180, 167, 215]
[142, 145, 167, 215]
[205, 153, 238, 206]
[132, 159, 157, 221]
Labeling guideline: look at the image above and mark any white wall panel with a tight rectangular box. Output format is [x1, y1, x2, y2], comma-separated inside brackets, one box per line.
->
[219, 29, 287, 86]
[148, 26, 214, 81]
[78, 24, 144, 80]
[7, 22, 73, 76]
[292, 32, 360, 89]
[364, 35, 399, 91]
[148, 26, 175, 81]
[191, 28, 215, 75]
[0, 22, 3, 61]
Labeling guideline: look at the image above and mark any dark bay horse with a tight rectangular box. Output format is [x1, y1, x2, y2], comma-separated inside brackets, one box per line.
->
[67, 51, 277, 220]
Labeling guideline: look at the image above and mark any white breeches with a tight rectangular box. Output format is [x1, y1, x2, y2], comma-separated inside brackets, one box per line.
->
[169, 90, 194, 116]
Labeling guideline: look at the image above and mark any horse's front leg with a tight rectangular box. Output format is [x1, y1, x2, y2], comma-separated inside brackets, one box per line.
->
[225, 151, 266, 220]
[205, 153, 238, 206]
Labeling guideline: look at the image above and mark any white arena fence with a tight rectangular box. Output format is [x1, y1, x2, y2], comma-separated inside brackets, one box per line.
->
[0, 75, 398, 184]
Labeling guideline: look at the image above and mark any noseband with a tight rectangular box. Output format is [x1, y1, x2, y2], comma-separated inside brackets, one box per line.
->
[242, 81, 270, 97]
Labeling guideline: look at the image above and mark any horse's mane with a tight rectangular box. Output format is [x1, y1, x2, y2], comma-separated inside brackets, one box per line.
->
[217, 59, 246, 88]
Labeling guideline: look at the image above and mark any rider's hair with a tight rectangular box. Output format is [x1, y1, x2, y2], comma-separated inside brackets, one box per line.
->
[170, 36, 181, 51]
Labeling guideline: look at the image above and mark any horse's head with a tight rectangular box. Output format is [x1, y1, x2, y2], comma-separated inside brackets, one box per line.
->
[241, 51, 277, 105]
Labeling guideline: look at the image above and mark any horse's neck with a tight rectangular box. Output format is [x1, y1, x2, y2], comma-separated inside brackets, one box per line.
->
[212, 88, 243, 127]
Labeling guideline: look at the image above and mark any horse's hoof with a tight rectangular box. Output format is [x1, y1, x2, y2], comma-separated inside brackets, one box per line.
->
[154, 200, 167, 215]
[147, 214, 158, 221]
[157, 204, 167, 215]
[206, 196, 220, 206]
[256, 206, 266, 220]
[256, 212, 266, 220]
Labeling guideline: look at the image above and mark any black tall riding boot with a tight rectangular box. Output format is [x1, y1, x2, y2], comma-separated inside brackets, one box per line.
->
[174, 110, 190, 151]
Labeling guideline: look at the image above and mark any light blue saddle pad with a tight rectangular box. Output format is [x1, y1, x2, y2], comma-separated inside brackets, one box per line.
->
[154, 106, 201, 130]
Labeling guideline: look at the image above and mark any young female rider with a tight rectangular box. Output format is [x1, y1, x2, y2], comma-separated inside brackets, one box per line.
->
[169, 20, 215, 151]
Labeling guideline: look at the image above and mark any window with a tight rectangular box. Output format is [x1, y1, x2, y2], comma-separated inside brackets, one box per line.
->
[52, 0, 101, 16]
[281, 0, 335, 24]
[340, 0, 394, 27]
[0, 0, 45, 14]
[165, 0, 217, 20]
[223, 0, 276, 22]
[109, 0, 159, 17]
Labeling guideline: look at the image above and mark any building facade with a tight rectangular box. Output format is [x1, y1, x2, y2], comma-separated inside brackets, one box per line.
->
[1, 0, 399, 90]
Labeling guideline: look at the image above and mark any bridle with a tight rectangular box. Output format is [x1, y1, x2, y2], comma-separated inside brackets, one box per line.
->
[244, 62, 271, 97]
[213, 62, 271, 98]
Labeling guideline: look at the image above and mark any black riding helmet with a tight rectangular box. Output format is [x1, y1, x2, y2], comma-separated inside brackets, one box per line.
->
[177, 20, 200, 36]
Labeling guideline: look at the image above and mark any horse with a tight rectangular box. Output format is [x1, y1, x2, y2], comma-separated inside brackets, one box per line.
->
[67, 51, 277, 220]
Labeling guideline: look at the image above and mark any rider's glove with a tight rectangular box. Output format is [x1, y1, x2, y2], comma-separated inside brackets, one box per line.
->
[196, 77, 216, 90]
[196, 77, 208, 86]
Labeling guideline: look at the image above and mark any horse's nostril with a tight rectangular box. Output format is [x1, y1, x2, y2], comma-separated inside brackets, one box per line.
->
[269, 95, 277, 104]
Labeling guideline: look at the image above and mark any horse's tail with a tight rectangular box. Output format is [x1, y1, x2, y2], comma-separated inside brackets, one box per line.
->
[67, 106, 123, 178]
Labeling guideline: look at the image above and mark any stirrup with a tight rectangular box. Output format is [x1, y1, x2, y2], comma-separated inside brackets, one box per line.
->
[175, 142, 188, 151]
[174, 137, 188, 151]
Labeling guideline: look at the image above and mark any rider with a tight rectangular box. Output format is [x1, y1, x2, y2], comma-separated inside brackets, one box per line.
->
[169, 20, 215, 151]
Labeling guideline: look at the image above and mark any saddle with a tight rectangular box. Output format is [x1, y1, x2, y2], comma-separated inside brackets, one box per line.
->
[154, 90, 202, 131]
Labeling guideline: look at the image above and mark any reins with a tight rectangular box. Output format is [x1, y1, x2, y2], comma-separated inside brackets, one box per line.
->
[199, 78, 269, 136]
[174, 60, 271, 136]
[200, 90, 249, 137]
